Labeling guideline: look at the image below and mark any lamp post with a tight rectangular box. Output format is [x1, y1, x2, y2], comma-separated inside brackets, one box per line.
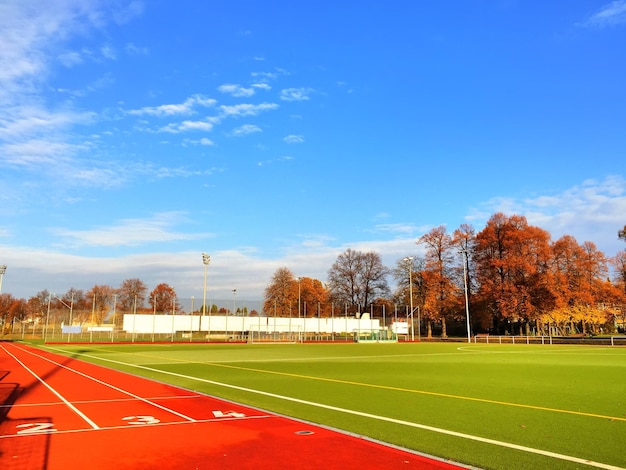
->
[0, 265, 6, 333]
[459, 248, 471, 343]
[202, 253, 210, 316]
[0, 265, 6, 295]
[403, 257, 415, 341]
[297, 277, 302, 318]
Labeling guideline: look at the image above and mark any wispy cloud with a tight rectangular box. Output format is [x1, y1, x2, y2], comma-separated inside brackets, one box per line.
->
[0, 139, 84, 168]
[50, 211, 207, 247]
[280, 88, 314, 101]
[257, 155, 293, 166]
[128, 95, 216, 117]
[283, 134, 304, 143]
[230, 124, 262, 136]
[218, 83, 255, 97]
[158, 120, 215, 133]
[183, 137, 215, 146]
[370, 223, 425, 235]
[0, 1, 146, 185]
[579, 1, 626, 27]
[219, 102, 279, 117]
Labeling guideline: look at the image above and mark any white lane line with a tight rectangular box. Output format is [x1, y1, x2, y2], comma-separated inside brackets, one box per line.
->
[0, 344, 100, 430]
[11, 344, 197, 423]
[0, 394, 203, 409]
[65, 348, 624, 470]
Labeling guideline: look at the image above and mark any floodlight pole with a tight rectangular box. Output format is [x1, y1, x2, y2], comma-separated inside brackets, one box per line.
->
[0, 265, 6, 332]
[0, 265, 6, 295]
[403, 257, 415, 341]
[460, 248, 471, 343]
[202, 253, 210, 338]
[297, 277, 302, 318]
[202, 253, 210, 316]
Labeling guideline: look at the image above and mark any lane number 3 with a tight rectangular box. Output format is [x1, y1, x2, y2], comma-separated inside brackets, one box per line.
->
[122, 415, 161, 425]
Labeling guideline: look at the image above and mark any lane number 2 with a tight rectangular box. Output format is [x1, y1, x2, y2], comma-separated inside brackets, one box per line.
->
[16, 422, 57, 434]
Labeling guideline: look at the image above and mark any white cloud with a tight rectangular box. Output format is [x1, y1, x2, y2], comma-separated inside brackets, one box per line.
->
[159, 120, 214, 133]
[252, 83, 271, 91]
[468, 175, 626, 255]
[0, 139, 81, 167]
[230, 124, 262, 136]
[184, 137, 215, 146]
[128, 95, 216, 117]
[218, 83, 255, 97]
[58, 51, 83, 67]
[283, 134, 304, 144]
[219, 102, 279, 117]
[257, 155, 293, 166]
[198, 137, 214, 146]
[579, 0, 626, 27]
[50, 212, 208, 248]
[280, 87, 314, 101]
[0, 105, 94, 141]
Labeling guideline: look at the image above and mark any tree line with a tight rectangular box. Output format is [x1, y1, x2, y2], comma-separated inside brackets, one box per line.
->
[263, 215, 626, 337]
[1, 214, 625, 337]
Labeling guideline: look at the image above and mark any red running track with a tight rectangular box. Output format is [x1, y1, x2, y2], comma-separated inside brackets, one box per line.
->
[0, 342, 467, 469]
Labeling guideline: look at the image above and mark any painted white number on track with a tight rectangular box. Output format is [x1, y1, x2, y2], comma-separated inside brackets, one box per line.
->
[16, 422, 57, 434]
[212, 410, 246, 419]
[122, 415, 161, 425]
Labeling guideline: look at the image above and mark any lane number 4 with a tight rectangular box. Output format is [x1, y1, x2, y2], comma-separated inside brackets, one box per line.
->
[212, 410, 246, 418]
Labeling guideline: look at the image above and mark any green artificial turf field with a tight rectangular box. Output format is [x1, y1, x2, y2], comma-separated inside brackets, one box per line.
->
[38, 342, 626, 470]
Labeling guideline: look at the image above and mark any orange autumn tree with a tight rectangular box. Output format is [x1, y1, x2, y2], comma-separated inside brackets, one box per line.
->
[544, 237, 614, 334]
[417, 226, 457, 338]
[263, 268, 329, 317]
[149, 283, 179, 314]
[297, 276, 330, 317]
[473, 213, 554, 335]
[264, 267, 297, 317]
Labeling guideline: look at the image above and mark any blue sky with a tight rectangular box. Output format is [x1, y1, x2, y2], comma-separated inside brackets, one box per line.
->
[1, 0, 625, 301]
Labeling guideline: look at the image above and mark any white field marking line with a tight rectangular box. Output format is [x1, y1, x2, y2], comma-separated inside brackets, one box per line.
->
[0, 344, 100, 430]
[61, 348, 624, 470]
[0, 414, 273, 440]
[457, 345, 626, 356]
[11, 343, 197, 424]
[67, 346, 626, 424]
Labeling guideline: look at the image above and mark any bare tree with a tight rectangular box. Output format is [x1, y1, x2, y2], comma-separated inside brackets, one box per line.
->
[327, 248, 389, 313]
